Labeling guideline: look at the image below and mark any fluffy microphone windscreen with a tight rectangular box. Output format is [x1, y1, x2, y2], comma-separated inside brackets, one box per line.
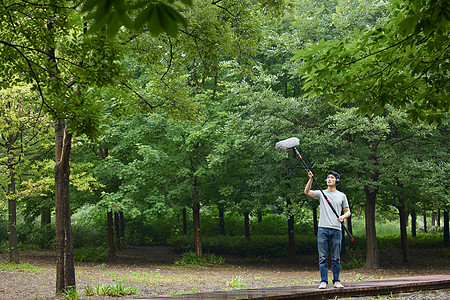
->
[275, 137, 299, 152]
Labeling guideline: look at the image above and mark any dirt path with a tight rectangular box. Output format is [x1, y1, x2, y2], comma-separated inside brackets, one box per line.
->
[0, 247, 449, 299]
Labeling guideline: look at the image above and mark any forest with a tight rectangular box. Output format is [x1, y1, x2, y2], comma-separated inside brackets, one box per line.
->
[0, 0, 449, 295]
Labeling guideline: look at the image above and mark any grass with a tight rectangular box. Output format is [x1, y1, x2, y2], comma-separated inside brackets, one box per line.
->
[170, 287, 200, 295]
[60, 287, 79, 300]
[84, 283, 138, 297]
[224, 275, 247, 290]
[440, 247, 450, 257]
[0, 262, 44, 271]
[342, 252, 365, 270]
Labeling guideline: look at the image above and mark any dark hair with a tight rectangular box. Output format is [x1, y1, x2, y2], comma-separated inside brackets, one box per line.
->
[327, 171, 340, 183]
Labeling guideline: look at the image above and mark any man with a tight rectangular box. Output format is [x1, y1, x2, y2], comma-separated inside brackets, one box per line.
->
[304, 170, 351, 289]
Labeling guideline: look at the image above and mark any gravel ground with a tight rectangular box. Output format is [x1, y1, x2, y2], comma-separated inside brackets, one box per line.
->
[0, 246, 449, 300]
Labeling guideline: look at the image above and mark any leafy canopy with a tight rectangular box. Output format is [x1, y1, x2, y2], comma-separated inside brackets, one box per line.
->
[293, 0, 450, 125]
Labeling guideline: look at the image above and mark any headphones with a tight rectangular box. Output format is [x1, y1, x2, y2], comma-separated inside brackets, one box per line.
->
[325, 171, 340, 184]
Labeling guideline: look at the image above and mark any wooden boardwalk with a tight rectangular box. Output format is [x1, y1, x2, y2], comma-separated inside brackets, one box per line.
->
[142, 275, 450, 299]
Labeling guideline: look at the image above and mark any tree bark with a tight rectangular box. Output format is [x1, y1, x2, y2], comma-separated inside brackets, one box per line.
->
[119, 211, 125, 238]
[114, 212, 121, 251]
[423, 208, 427, 233]
[287, 199, 295, 261]
[444, 210, 449, 248]
[312, 206, 318, 236]
[193, 201, 202, 258]
[41, 208, 52, 227]
[8, 198, 19, 264]
[54, 121, 75, 292]
[218, 205, 225, 235]
[244, 212, 250, 239]
[107, 210, 115, 260]
[182, 208, 187, 235]
[411, 211, 417, 237]
[364, 185, 379, 269]
[6, 135, 19, 264]
[397, 196, 410, 264]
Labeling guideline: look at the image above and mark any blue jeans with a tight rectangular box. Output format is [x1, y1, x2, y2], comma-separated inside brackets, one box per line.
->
[317, 227, 342, 284]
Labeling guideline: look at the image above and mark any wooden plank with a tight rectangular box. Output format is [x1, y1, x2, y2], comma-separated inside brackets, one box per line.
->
[141, 275, 450, 299]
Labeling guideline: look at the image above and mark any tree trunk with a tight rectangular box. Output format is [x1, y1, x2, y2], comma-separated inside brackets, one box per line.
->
[364, 185, 379, 269]
[193, 201, 202, 258]
[107, 210, 115, 260]
[41, 208, 52, 227]
[444, 210, 449, 248]
[8, 198, 19, 264]
[6, 139, 19, 264]
[54, 121, 75, 292]
[411, 211, 417, 237]
[218, 205, 225, 235]
[182, 208, 187, 235]
[119, 211, 125, 238]
[397, 196, 410, 264]
[244, 212, 250, 239]
[313, 206, 318, 236]
[114, 212, 121, 251]
[423, 208, 427, 233]
[347, 214, 353, 236]
[287, 199, 295, 261]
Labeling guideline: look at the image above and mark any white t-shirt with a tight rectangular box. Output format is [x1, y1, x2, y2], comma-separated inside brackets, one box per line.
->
[313, 190, 349, 231]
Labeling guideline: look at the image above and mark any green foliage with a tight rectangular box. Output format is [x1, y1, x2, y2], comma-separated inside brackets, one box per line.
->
[92, 284, 138, 296]
[174, 251, 224, 266]
[408, 233, 445, 249]
[341, 254, 365, 270]
[168, 234, 318, 257]
[293, 0, 450, 124]
[71, 208, 107, 248]
[349, 233, 445, 251]
[123, 213, 178, 246]
[0, 240, 7, 253]
[60, 287, 79, 300]
[224, 275, 247, 290]
[82, 0, 191, 38]
[0, 216, 7, 242]
[73, 247, 107, 262]
[168, 231, 446, 258]
[440, 247, 450, 257]
[84, 283, 138, 297]
[17, 223, 55, 250]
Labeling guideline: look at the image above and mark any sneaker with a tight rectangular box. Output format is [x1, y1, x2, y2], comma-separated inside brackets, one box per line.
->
[333, 281, 344, 288]
[318, 282, 327, 289]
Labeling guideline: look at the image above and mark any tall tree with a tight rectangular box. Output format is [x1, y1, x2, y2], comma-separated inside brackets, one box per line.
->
[0, 83, 52, 263]
[1, 0, 122, 292]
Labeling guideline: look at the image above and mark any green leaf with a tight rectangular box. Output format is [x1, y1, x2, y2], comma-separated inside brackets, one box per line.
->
[134, 6, 153, 30]
[147, 5, 163, 36]
[82, 0, 102, 12]
[106, 13, 121, 39]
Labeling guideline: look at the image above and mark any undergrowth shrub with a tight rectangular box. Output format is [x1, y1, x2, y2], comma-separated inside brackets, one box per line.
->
[0, 216, 7, 242]
[71, 206, 107, 248]
[167, 234, 317, 257]
[0, 240, 8, 253]
[74, 247, 107, 262]
[17, 222, 55, 250]
[124, 214, 177, 246]
[174, 251, 224, 266]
